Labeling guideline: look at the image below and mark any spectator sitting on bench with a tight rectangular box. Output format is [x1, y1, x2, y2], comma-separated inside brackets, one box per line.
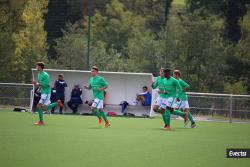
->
[67, 85, 83, 114]
[136, 86, 152, 106]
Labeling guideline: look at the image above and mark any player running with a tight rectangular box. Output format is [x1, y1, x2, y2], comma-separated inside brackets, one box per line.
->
[32, 62, 63, 125]
[152, 68, 169, 127]
[173, 70, 196, 128]
[84, 66, 110, 128]
[163, 68, 187, 130]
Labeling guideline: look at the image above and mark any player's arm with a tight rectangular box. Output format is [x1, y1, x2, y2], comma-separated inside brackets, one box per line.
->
[84, 84, 92, 90]
[180, 80, 190, 91]
[35, 75, 49, 88]
[98, 78, 108, 92]
[151, 78, 158, 89]
[175, 80, 182, 101]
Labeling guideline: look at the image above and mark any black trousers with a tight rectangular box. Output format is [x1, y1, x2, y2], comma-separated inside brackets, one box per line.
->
[67, 101, 79, 114]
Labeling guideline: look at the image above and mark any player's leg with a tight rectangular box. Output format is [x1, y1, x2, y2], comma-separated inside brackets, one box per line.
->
[164, 108, 171, 130]
[153, 97, 163, 113]
[163, 98, 172, 130]
[34, 103, 44, 125]
[34, 94, 50, 125]
[91, 99, 102, 124]
[182, 101, 196, 128]
[171, 98, 188, 126]
[98, 100, 110, 128]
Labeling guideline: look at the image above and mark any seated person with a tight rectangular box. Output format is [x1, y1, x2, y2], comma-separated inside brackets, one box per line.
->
[136, 86, 152, 106]
[67, 85, 83, 114]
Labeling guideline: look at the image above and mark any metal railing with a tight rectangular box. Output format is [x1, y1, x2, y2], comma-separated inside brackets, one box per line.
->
[187, 92, 250, 123]
[0, 82, 249, 123]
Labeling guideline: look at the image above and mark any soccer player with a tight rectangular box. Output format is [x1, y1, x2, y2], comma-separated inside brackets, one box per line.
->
[163, 68, 185, 130]
[84, 66, 110, 128]
[151, 68, 169, 127]
[173, 70, 196, 128]
[32, 62, 63, 125]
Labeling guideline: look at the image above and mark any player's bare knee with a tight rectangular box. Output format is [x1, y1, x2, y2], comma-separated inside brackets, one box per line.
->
[37, 103, 42, 109]
[153, 106, 158, 112]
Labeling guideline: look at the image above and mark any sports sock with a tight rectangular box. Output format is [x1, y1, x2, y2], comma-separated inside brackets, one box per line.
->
[37, 108, 43, 122]
[47, 102, 58, 110]
[188, 111, 195, 123]
[100, 110, 108, 122]
[173, 110, 184, 118]
[93, 108, 101, 119]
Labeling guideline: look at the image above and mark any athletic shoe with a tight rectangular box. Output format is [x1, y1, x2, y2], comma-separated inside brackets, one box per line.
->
[98, 118, 103, 124]
[57, 100, 63, 108]
[34, 121, 44, 125]
[164, 125, 171, 131]
[191, 122, 196, 128]
[104, 121, 110, 128]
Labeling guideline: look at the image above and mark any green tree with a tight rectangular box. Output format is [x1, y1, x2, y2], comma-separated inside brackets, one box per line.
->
[54, 22, 87, 70]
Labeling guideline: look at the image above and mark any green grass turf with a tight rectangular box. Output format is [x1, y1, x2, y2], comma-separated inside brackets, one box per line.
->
[0, 111, 250, 167]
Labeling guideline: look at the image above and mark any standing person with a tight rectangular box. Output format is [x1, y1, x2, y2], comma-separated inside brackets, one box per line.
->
[84, 66, 110, 128]
[173, 70, 196, 128]
[54, 74, 67, 114]
[162, 68, 185, 130]
[32, 62, 63, 125]
[152, 68, 169, 127]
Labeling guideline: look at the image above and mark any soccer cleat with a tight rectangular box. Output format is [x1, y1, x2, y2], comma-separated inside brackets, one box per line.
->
[98, 118, 103, 125]
[57, 100, 63, 108]
[104, 121, 110, 128]
[191, 122, 196, 128]
[164, 125, 171, 131]
[34, 121, 44, 125]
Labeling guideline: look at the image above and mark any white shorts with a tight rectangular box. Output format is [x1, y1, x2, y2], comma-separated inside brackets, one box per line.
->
[165, 97, 176, 108]
[91, 99, 104, 109]
[175, 100, 189, 109]
[154, 96, 167, 109]
[39, 93, 51, 106]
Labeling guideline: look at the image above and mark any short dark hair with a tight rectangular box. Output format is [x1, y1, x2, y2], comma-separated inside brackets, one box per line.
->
[143, 86, 148, 90]
[92, 66, 99, 71]
[36, 62, 45, 69]
[58, 74, 64, 77]
[164, 68, 171, 74]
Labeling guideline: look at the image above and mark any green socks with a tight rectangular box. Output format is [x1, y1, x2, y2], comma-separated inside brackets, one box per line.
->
[100, 111, 108, 122]
[164, 109, 171, 126]
[37, 108, 43, 122]
[173, 110, 185, 118]
[47, 102, 58, 110]
[93, 108, 101, 119]
[188, 111, 195, 123]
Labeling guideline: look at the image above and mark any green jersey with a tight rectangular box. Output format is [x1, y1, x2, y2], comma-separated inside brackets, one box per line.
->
[163, 76, 182, 98]
[152, 76, 167, 98]
[178, 79, 190, 101]
[38, 71, 50, 94]
[89, 75, 108, 100]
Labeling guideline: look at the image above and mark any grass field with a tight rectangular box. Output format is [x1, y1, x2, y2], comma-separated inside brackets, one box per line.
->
[0, 110, 250, 167]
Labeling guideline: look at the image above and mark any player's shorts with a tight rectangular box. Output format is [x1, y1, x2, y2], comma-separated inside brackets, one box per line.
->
[165, 97, 176, 108]
[154, 96, 167, 109]
[175, 100, 189, 109]
[91, 98, 104, 109]
[39, 93, 51, 106]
